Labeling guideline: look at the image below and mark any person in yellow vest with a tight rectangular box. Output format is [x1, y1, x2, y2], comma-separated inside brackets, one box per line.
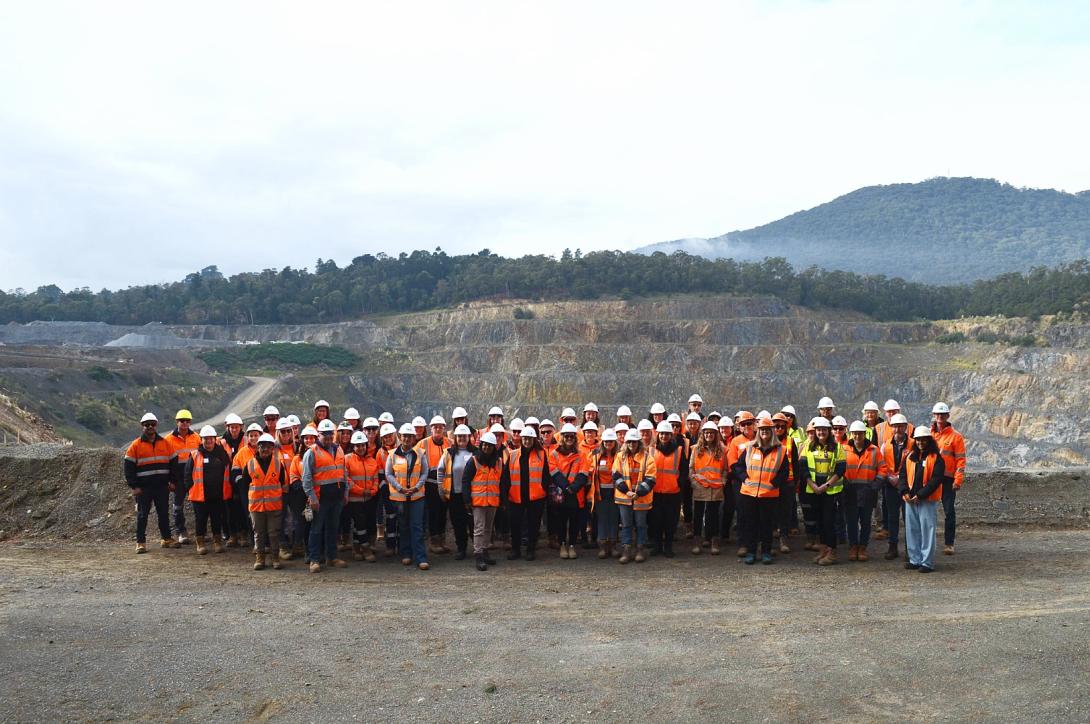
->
[345, 431, 380, 562]
[461, 431, 507, 571]
[437, 424, 477, 559]
[930, 401, 967, 556]
[416, 415, 452, 555]
[184, 425, 232, 555]
[800, 417, 847, 565]
[731, 417, 791, 565]
[385, 423, 430, 570]
[302, 419, 349, 573]
[842, 420, 890, 562]
[549, 423, 589, 560]
[690, 421, 728, 555]
[588, 427, 620, 558]
[900, 426, 947, 572]
[612, 428, 656, 564]
[241, 434, 287, 570]
[165, 408, 201, 544]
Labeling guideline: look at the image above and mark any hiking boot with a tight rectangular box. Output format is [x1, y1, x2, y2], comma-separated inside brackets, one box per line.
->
[848, 545, 859, 562]
[375, 523, 386, 541]
[271, 553, 283, 569]
[476, 555, 487, 571]
[884, 542, 899, 560]
[454, 549, 467, 561]
[253, 553, 265, 571]
[559, 544, 569, 559]
[818, 549, 837, 566]
[292, 543, 305, 558]
[743, 553, 756, 565]
[803, 536, 819, 552]
[195, 536, 208, 555]
[160, 538, 178, 549]
[353, 544, 365, 561]
[813, 546, 830, 564]
[418, 561, 430, 571]
[226, 534, 239, 548]
[213, 539, 226, 554]
[619, 545, 632, 564]
[710, 537, 721, 555]
[761, 553, 774, 565]
[875, 529, 889, 540]
[778, 536, 791, 554]
[428, 536, 444, 554]
[567, 545, 578, 560]
[402, 557, 413, 566]
[598, 543, 609, 559]
[736, 546, 748, 558]
[330, 558, 348, 568]
[309, 561, 321, 573]
[508, 549, 523, 560]
[278, 548, 291, 560]
[634, 546, 647, 563]
[691, 542, 702, 555]
[135, 543, 147, 554]
[361, 544, 377, 562]
[857, 545, 869, 562]
[944, 545, 955, 556]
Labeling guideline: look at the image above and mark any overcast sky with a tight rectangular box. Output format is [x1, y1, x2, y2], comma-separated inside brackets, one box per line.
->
[1, 1, 1088, 291]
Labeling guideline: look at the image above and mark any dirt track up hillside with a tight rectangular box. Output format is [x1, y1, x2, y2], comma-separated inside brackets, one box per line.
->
[193, 375, 283, 429]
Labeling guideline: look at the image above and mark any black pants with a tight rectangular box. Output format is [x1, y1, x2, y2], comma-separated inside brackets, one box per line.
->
[721, 481, 742, 540]
[228, 480, 252, 540]
[778, 484, 797, 535]
[135, 484, 171, 544]
[817, 492, 842, 549]
[739, 494, 777, 555]
[649, 492, 681, 549]
[681, 478, 693, 526]
[799, 490, 820, 536]
[508, 499, 545, 553]
[552, 505, 581, 545]
[943, 484, 957, 546]
[348, 498, 378, 544]
[286, 483, 309, 551]
[426, 482, 446, 537]
[192, 499, 225, 538]
[447, 492, 472, 553]
[692, 499, 721, 539]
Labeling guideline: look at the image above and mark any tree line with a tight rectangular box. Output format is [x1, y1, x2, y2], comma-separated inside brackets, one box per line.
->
[2, 250, 1089, 325]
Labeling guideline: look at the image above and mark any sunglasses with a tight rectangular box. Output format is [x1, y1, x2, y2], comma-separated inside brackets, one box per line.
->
[142, 421, 157, 427]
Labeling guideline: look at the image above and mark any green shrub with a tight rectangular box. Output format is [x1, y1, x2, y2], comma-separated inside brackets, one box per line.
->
[75, 399, 111, 432]
[512, 307, 535, 320]
[936, 331, 967, 344]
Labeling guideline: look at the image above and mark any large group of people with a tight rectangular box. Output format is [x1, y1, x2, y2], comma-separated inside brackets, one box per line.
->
[123, 395, 967, 575]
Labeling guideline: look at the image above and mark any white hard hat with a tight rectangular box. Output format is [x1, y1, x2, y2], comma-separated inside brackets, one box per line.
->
[275, 418, 293, 431]
[140, 412, 158, 424]
[313, 399, 330, 410]
[479, 432, 498, 446]
[616, 405, 632, 417]
[718, 418, 733, 428]
[317, 419, 336, 433]
[411, 416, 427, 428]
[811, 417, 831, 429]
[524, 416, 540, 426]
[398, 423, 417, 435]
[257, 433, 276, 445]
[708, 410, 722, 419]
[884, 399, 901, 412]
[624, 429, 641, 442]
[561, 407, 577, 419]
[379, 423, 397, 437]
[734, 410, 747, 420]
[637, 419, 654, 431]
[686, 412, 702, 422]
[199, 425, 217, 437]
[601, 428, 617, 442]
[701, 421, 718, 431]
[849, 420, 868, 433]
[688, 394, 703, 404]
[488, 406, 504, 417]
[224, 413, 243, 425]
[559, 423, 579, 435]
[649, 403, 666, 415]
[656, 421, 674, 434]
[667, 413, 682, 423]
[757, 410, 771, 421]
[246, 423, 264, 433]
[344, 407, 360, 420]
[583, 402, 599, 412]
[453, 424, 472, 436]
[263, 406, 279, 416]
[378, 412, 394, 423]
[520, 427, 537, 439]
[862, 401, 880, 413]
[913, 426, 933, 439]
[489, 423, 505, 434]
[817, 397, 835, 409]
[831, 416, 848, 427]
[337, 421, 354, 431]
[452, 406, 468, 419]
[890, 413, 909, 425]
[430, 415, 447, 427]
[780, 405, 796, 417]
[540, 419, 555, 429]
[350, 431, 367, 445]
[362, 417, 379, 429]
[509, 417, 525, 431]
[932, 402, 950, 414]
[287, 414, 300, 426]
[614, 423, 630, 433]
[582, 421, 599, 431]
[300, 426, 318, 438]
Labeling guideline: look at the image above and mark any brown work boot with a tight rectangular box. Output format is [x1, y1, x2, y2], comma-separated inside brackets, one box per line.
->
[339, 534, 352, 551]
[361, 544, 377, 562]
[813, 545, 829, 564]
[944, 544, 955, 556]
[195, 536, 208, 555]
[710, 537, 721, 555]
[160, 538, 178, 549]
[353, 543, 365, 561]
[736, 546, 748, 558]
[212, 539, 225, 554]
[818, 548, 837, 566]
[619, 545, 632, 564]
[428, 536, 444, 554]
[253, 553, 265, 570]
[884, 542, 899, 560]
[309, 561, 321, 573]
[598, 542, 608, 559]
[634, 546, 647, 563]
[226, 534, 239, 548]
[875, 529, 889, 540]
[278, 548, 292, 560]
[857, 545, 869, 562]
[803, 535, 818, 552]
[135, 542, 147, 554]
[778, 536, 791, 554]
[848, 545, 859, 561]
[691, 541, 702, 555]
[330, 558, 348, 568]
[375, 523, 386, 541]
[418, 561, 430, 571]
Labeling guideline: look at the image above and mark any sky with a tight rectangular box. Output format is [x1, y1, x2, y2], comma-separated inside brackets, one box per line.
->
[1, 0, 1088, 291]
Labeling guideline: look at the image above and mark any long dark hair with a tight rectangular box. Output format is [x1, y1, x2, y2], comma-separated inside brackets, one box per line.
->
[912, 436, 939, 459]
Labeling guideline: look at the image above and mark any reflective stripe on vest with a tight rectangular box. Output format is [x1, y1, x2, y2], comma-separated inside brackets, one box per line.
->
[345, 453, 379, 502]
[470, 460, 502, 507]
[507, 448, 546, 503]
[906, 452, 941, 502]
[246, 456, 283, 512]
[615, 452, 653, 511]
[691, 449, 725, 489]
[655, 447, 682, 494]
[187, 449, 230, 503]
[389, 451, 424, 502]
[804, 443, 845, 495]
[844, 444, 880, 483]
[741, 442, 785, 498]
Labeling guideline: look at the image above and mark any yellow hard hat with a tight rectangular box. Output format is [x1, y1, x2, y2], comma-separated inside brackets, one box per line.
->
[175, 409, 193, 421]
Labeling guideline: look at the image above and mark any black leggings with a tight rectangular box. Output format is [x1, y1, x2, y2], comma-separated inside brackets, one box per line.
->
[508, 499, 545, 553]
[192, 499, 225, 538]
[348, 498, 378, 544]
[552, 505, 581, 545]
[650, 492, 681, 548]
[692, 499, 721, 539]
[739, 494, 778, 555]
[426, 482, 446, 536]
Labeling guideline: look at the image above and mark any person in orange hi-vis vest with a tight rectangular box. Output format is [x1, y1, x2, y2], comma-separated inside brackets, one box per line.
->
[302, 419, 348, 573]
[690, 421, 728, 555]
[416, 415, 452, 556]
[184, 425, 233, 555]
[900, 426, 947, 573]
[878, 414, 913, 561]
[123, 412, 175, 553]
[725, 411, 757, 555]
[345, 431, 381, 562]
[650, 420, 688, 558]
[841, 420, 890, 562]
[612, 428, 657, 564]
[461, 432, 508, 571]
[731, 417, 791, 565]
[385, 423, 430, 570]
[164, 408, 201, 544]
[930, 402, 967, 556]
[241, 434, 287, 571]
[549, 424, 589, 560]
[587, 427, 619, 558]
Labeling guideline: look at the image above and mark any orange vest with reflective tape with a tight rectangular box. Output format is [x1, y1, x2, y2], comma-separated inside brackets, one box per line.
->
[389, 449, 425, 502]
[470, 458, 502, 507]
[549, 448, 587, 507]
[613, 450, 655, 510]
[690, 448, 727, 489]
[741, 442, 785, 498]
[587, 449, 616, 502]
[905, 452, 941, 502]
[246, 456, 284, 512]
[166, 430, 201, 465]
[310, 444, 345, 502]
[345, 452, 380, 502]
[187, 449, 231, 502]
[844, 443, 881, 484]
[507, 448, 546, 503]
[654, 446, 683, 494]
[416, 436, 450, 472]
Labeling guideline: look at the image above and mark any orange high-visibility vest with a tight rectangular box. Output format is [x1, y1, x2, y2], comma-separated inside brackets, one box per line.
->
[232, 445, 256, 474]
[246, 456, 284, 512]
[507, 448, 546, 504]
[123, 436, 173, 486]
[470, 458, 502, 507]
[389, 450, 425, 502]
[310, 444, 345, 502]
[187, 449, 231, 502]
[345, 452, 380, 502]
[880, 438, 913, 482]
[612, 450, 656, 511]
[690, 448, 727, 489]
[165, 430, 201, 466]
[740, 442, 786, 498]
[905, 452, 941, 502]
[549, 448, 587, 507]
[277, 443, 295, 469]
[654, 446, 683, 494]
[844, 443, 883, 484]
[587, 449, 616, 502]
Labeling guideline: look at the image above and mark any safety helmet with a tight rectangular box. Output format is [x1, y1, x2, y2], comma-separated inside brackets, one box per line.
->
[817, 397, 835, 409]
[337, 422, 353, 431]
[862, 401, 880, 413]
[559, 423, 579, 435]
[479, 432, 498, 446]
[378, 412, 394, 423]
[262, 406, 279, 417]
[224, 413, 243, 426]
[616, 405, 632, 417]
[488, 406, 504, 417]
[199, 425, 217, 437]
[140, 412, 158, 424]
[890, 413, 909, 425]
[811, 417, 831, 429]
[831, 416, 848, 427]
[489, 423, 505, 434]
[656, 421, 673, 434]
[275, 418, 293, 431]
[317, 419, 336, 433]
[780, 405, 796, 417]
[913, 426, 933, 439]
[583, 402, 599, 412]
[344, 407, 360, 420]
[561, 407, 577, 420]
[601, 428, 617, 442]
[667, 413, 682, 424]
[771, 412, 789, 424]
[246, 422, 263, 433]
[350, 431, 367, 445]
[649, 403, 666, 415]
[686, 412, 702, 422]
[411, 416, 427, 428]
[624, 429, 641, 442]
[452, 406, 468, 419]
[688, 394, 703, 404]
[718, 418, 733, 429]
[757, 410, 771, 421]
[524, 416, 540, 427]
[176, 409, 193, 421]
[848, 420, 868, 433]
[582, 421, 599, 431]
[453, 424, 472, 436]
[701, 421, 718, 431]
[737, 411, 755, 423]
[540, 419, 555, 429]
[756, 417, 775, 429]
[637, 419, 654, 431]
[379, 423, 397, 437]
[300, 426, 318, 438]
[398, 423, 416, 435]
[362, 417, 379, 429]
[509, 418, 525, 431]
[521, 427, 538, 439]
[257, 433, 276, 445]
[287, 414, 301, 426]
[430, 415, 447, 427]
[313, 400, 330, 410]
[884, 399, 901, 412]
[932, 402, 951, 415]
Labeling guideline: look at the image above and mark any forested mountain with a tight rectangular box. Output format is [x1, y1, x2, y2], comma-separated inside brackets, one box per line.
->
[2, 249, 1089, 325]
[638, 178, 1090, 283]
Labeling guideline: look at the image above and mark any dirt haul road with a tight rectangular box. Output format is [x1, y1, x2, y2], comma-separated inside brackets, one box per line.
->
[2, 529, 1089, 722]
[193, 375, 282, 429]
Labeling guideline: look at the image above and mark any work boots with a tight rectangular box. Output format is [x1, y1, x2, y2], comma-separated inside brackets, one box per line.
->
[195, 536, 208, 555]
[135, 542, 147, 554]
[253, 553, 265, 571]
[619, 545, 633, 564]
[212, 539, 225, 554]
[353, 543, 365, 561]
[598, 542, 609, 559]
[848, 545, 860, 561]
[476, 554, 488, 571]
[691, 540, 702, 555]
[634, 546, 647, 563]
[428, 535, 444, 554]
[226, 534, 239, 548]
[271, 552, 282, 569]
[710, 537, 721, 555]
[361, 544, 377, 563]
[813, 545, 829, 564]
[278, 547, 292, 560]
[160, 538, 178, 549]
[778, 536, 791, 554]
[857, 545, 870, 562]
[804, 535, 819, 552]
[736, 546, 748, 558]
[339, 534, 352, 552]
[818, 548, 838, 566]
[884, 542, 899, 560]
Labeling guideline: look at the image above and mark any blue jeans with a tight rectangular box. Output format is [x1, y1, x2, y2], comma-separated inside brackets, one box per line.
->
[596, 495, 620, 541]
[618, 506, 648, 546]
[905, 499, 938, 569]
[398, 498, 428, 564]
[307, 484, 345, 564]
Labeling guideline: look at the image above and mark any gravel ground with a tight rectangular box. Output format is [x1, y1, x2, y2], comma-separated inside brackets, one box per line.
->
[2, 528, 1090, 722]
